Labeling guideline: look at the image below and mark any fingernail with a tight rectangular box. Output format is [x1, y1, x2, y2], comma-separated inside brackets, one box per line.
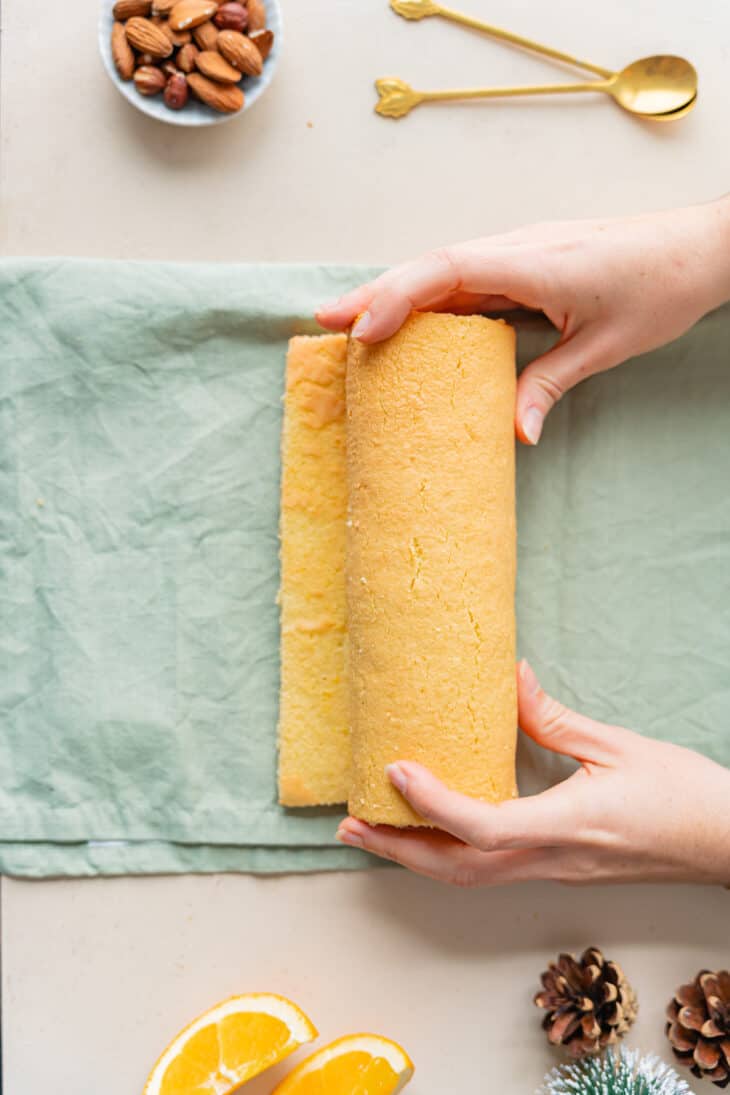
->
[522, 406, 543, 446]
[318, 297, 341, 314]
[336, 827, 363, 848]
[351, 311, 372, 339]
[386, 763, 408, 795]
[519, 659, 540, 695]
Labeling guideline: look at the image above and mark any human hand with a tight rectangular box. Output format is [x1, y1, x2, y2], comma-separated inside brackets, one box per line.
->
[336, 661, 730, 888]
[318, 198, 730, 445]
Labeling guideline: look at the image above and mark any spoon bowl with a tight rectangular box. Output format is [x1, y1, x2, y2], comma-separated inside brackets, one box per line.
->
[608, 55, 698, 116]
[645, 93, 698, 122]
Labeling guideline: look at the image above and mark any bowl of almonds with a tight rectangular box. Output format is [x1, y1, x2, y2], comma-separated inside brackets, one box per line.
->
[99, 0, 280, 124]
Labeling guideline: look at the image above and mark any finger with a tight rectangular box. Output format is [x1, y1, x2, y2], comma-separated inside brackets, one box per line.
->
[336, 818, 558, 886]
[317, 243, 543, 339]
[338, 818, 463, 868]
[346, 251, 463, 342]
[431, 292, 525, 315]
[358, 245, 545, 343]
[383, 760, 586, 851]
[516, 327, 621, 444]
[316, 284, 375, 331]
[315, 253, 462, 339]
[517, 660, 631, 764]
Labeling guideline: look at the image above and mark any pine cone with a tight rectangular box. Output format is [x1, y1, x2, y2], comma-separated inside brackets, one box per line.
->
[666, 969, 730, 1088]
[534, 947, 638, 1059]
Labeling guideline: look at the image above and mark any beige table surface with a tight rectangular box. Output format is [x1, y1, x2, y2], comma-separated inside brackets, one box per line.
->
[2, 0, 730, 1092]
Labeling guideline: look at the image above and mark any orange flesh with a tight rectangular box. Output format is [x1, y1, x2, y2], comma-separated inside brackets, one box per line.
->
[159, 1013, 292, 1094]
[282, 1050, 400, 1095]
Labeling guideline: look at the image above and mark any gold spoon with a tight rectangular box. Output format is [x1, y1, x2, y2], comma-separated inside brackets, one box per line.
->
[375, 57, 698, 120]
[387, 0, 698, 119]
[652, 93, 697, 121]
[390, 0, 615, 77]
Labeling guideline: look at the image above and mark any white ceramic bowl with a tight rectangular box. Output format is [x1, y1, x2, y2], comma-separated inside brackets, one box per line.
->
[99, 0, 282, 126]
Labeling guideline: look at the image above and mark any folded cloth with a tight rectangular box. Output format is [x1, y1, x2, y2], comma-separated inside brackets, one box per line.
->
[1, 258, 728, 877]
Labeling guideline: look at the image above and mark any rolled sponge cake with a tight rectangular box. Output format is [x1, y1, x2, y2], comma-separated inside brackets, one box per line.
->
[278, 334, 350, 806]
[346, 312, 518, 827]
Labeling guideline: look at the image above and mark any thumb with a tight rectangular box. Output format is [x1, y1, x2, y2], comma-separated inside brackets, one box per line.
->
[517, 660, 629, 766]
[516, 328, 618, 445]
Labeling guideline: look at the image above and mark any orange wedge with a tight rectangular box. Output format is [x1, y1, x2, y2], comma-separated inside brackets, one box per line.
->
[272, 1033, 415, 1094]
[142, 993, 317, 1095]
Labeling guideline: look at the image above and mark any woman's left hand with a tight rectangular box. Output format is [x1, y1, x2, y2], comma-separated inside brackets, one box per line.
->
[336, 661, 730, 888]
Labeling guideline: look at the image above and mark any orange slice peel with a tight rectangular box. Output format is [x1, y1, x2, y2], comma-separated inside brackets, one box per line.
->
[142, 992, 318, 1095]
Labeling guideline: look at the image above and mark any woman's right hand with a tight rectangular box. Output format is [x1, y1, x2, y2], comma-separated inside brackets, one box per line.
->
[318, 197, 730, 445]
[336, 661, 730, 889]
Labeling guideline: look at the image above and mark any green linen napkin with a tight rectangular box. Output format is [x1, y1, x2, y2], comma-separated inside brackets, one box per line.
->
[1, 259, 728, 877]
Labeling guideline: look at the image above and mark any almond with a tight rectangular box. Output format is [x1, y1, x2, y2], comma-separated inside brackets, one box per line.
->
[195, 49, 241, 83]
[125, 16, 173, 57]
[247, 0, 266, 32]
[113, 0, 151, 19]
[192, 20, 219, 49]
[160, 21, 192, 47]
[217, 29, 263, 76]
[176, 42, 199, 72]
[134, 64, 166, 95]
[169, 0, 218, 32]
[111, 21, 136, 80]
[188, 72, 244, 112]
[151, 0, 176, 12]
[249, 28, 273, 60]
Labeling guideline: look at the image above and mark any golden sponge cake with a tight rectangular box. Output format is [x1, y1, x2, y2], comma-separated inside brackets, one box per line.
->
[277, 334, 350, 807]
[346, 313, 518, 826]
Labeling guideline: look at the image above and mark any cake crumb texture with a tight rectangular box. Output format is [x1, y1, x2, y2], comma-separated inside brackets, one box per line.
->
[346, 313, 518, 826]
[277, 334, 350, 806]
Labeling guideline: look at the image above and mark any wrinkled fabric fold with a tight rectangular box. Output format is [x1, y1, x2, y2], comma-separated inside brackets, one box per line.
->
[0, 258, 728, 877]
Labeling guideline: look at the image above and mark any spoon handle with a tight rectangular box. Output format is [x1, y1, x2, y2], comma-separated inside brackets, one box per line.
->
[420, 80, 611, 102]
[391, 0, 614, 79]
